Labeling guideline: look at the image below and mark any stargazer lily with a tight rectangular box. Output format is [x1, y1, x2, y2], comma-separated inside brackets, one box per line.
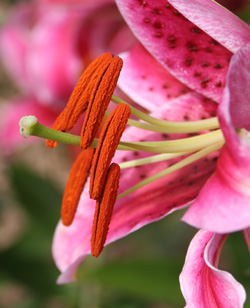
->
[18, 0, 250, 286]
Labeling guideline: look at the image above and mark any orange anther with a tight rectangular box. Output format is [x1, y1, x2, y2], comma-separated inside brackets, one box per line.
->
[61, 147, 94, 226]
[91, 163, 120, 258]
[89, 103, 130, 200]
[80, 56, 123, 149]
[46, 52, 113, 148]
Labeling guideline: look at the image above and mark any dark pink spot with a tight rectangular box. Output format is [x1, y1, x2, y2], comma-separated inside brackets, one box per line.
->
[153, 21, 164, 29]
[215, 81, 222, 87]
[140, 174, 146, 179]
[143, 17, 150, 23]
[155, 31, 163, 38]
[185, 57, 193, 66]
[169, 43, 176, 49]
[173, 10, 181, 16]
[153, 8, 162, 14]
[201, 78, 210, 88]
[205, 47, 212, 53]
[165, 3, 172, 9]
[194, 72, 201, 77]
[191, 27, 202, 34]
[162, 84, 169, 89]
[214, 64, 223, 69]
[162, 133, 169, 139]
[210, 39, 219, 45]
[168, 35, 175, 42]
[187, 41, 198, 52]
[149, 87, 154, 91]
[201, 62, 209, 67]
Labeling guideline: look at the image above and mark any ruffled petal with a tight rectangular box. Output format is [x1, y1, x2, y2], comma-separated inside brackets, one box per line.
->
[180, 230, 246, 308]
[183, 44, 250, 233]
[168, 0, 250, 53]
[53, 93, 219, 282]
[115, 0, 233, 102]
[118, 43, 190, 110]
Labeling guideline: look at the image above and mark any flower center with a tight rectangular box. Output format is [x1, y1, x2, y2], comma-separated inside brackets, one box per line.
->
[19, 53, 225, 257]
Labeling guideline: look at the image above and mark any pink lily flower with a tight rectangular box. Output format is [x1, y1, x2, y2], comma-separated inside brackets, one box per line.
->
[52, 0, 250, 283]
[183, 43, 250, 233]
[179, 230, 246, 308]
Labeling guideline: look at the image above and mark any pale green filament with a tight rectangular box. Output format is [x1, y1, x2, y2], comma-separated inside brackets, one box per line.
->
[120, 129, 224, 153]
[119, 151, 191, 169]
[117, 141, 224, 199]
[112, 95, 220, 133]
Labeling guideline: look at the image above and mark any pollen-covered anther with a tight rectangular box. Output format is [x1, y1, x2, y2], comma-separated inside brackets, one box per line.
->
[89, 103, 131, 200]
[80, 56, 124, 149]
[46, 52, 113, 148]
[91, 163, 120, 258]
[61, 147, 95, 226]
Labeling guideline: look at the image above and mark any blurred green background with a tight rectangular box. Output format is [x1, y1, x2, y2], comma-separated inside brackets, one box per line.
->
[0, 0, 250, 307]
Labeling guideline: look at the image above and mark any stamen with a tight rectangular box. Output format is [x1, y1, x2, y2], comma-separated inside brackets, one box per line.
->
[117, 141, 224, 199]
[80, 56, 123, 149]
[120, 129, 224, 153]
[91, 163, 120, 258]
[112, 95, 220, 133]
[119, 151, 190, 169]
[89, 103, 131, 200]
[46, 52, 113, 148]
[61, 147, 95, 226]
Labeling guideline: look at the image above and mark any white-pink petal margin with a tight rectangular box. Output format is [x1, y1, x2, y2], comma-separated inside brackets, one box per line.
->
[180, 230, 246, 308]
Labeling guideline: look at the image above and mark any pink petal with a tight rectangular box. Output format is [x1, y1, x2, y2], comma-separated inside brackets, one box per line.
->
[0, 5, 33, 93]
[118, 43, 190, 110]
[115, 0, 233, 102]
[168, 0, 250, 53]
[182, 44, 250, 233]
[53, 93, 219, 282]
[26, 8, 83, 105]
[180, 230, 246, 308]
[0, 98, 56, 155]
